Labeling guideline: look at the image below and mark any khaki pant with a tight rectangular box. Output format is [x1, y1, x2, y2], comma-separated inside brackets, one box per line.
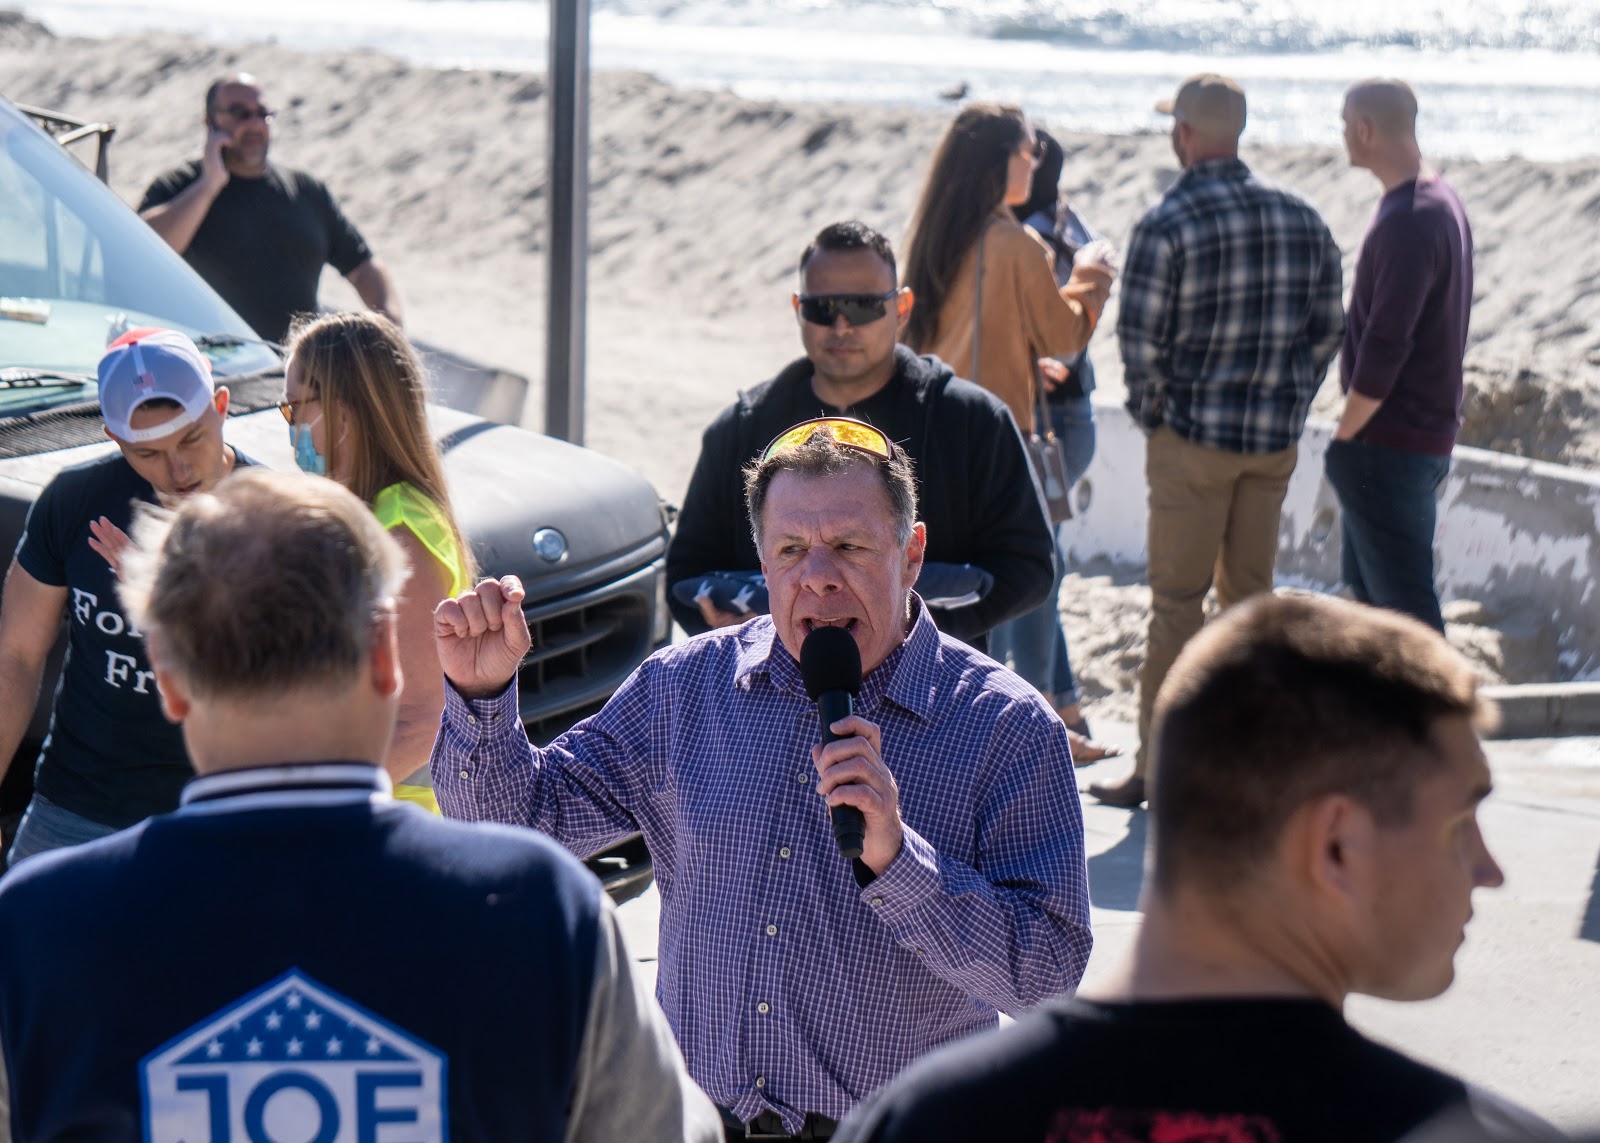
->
[1135, 427, 1298, 777]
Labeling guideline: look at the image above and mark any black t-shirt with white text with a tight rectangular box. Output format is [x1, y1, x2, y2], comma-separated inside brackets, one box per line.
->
[15, 448, 257, 827]
[139, 161, 372, 343]
[836, 998, 1551, 1143]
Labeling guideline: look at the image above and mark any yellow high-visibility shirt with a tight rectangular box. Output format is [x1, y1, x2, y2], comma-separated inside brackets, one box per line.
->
[374, 481, 472, 815]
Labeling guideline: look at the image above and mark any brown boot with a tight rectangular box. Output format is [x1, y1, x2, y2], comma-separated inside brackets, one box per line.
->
[1087, 774, 1146, 808]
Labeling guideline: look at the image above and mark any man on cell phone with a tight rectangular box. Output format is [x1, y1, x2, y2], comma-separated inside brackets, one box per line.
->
[139, 72, 402, 344]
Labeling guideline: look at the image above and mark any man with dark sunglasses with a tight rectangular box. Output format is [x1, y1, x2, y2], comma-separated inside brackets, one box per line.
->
[667, 220, 1055, 653]
[139, 72, 402, 344]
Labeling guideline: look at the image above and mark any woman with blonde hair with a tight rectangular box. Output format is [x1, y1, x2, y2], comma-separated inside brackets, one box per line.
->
[902, 103, 1119, 758]
[282, 311, 474, 810]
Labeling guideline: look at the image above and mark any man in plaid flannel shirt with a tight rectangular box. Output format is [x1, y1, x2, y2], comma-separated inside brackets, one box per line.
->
[1093, 74, 1345, 809]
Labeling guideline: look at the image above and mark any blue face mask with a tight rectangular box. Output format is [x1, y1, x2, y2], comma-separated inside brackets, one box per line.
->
[290, 417, 327, 476]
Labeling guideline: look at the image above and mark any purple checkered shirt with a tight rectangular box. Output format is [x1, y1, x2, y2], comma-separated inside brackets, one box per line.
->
[433, 599, 1091, 1132]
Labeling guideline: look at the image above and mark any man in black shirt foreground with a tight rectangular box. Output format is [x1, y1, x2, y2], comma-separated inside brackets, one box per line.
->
[837, 593, 1558, 1143]
[139, 73, 402, 343]
[667, 221, 1054, 655]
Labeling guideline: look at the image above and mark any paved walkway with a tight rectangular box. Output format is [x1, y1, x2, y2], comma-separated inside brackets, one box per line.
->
[615, 719, 1600, 1132]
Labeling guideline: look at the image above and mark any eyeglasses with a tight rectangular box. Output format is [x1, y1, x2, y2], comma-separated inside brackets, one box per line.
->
[760, 417, 897, 465]
[215, 104, 276, 123]
[796, 291, 901, 327]
[277, 394, 320, 424]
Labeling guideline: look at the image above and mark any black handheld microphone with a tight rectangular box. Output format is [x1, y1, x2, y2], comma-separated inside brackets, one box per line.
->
[800, 625, 866, 860]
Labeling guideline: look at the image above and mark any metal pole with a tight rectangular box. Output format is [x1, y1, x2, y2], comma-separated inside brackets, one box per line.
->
[545, 0, 589, 443]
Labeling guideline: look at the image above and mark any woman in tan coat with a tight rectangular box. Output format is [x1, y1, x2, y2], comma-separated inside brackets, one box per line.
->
[902, 103, 1119, 759]
[901, 103, 1114, 434]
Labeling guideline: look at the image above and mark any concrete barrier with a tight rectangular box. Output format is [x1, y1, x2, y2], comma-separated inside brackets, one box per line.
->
[1063, 400, 1599, 733]
[1482, 683, 1600, 739]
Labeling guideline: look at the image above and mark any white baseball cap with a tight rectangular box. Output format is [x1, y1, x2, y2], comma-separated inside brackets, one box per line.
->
[98, 328, 216, 443]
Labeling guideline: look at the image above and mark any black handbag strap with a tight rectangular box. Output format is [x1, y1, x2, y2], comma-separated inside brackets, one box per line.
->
[1032, 351, 1055, 443]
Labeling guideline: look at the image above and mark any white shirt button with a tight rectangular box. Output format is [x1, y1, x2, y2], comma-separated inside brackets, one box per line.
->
[459, 770, 469, 780]
[467, 714, 477, 725]
[870, 896, 884, 907]
[796, 772, 808, 784]
[757, 1002, 769, 1014]
[778, 847, 791, 860]
[755, 1076, 766, 1089]
[766, 924, 778, 937]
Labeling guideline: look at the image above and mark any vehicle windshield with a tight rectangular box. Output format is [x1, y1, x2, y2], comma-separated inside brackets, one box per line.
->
[0, 101, 281, 417]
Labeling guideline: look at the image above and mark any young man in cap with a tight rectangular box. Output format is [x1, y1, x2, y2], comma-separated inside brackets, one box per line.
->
[836, 593, 1553, 1143]
[1098, 73, 1346, 808]
[0, 328, 255, 865]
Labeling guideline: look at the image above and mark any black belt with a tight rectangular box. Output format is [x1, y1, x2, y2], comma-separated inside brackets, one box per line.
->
[719, 1106, 839, 1141]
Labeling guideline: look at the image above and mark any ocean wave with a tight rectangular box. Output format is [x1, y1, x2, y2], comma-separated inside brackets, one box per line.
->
[593, 0, 1600, 56]
[984, 3, 1600, 56]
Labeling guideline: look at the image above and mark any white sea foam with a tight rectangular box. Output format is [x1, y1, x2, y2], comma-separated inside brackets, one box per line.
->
[18, 0, 1600, 159]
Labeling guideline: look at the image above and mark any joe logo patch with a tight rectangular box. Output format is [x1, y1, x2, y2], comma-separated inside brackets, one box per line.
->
[140, 969, 446, 1141]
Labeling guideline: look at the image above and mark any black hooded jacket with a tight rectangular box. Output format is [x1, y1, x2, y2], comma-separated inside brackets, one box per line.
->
[666, 345, 1054, 644]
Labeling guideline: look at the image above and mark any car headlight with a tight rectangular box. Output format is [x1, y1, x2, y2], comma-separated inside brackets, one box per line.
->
[651, 561, 671, 646]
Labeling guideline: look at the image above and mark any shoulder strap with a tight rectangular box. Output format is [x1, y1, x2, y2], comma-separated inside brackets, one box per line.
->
[970, 220, 992, 386]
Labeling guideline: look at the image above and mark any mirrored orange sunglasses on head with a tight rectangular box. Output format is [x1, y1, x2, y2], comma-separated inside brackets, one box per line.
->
[760, 417, 896, 465]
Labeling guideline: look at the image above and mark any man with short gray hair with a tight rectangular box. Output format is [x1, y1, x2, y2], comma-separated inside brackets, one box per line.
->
[0, 469, 719, 1141]
[1098, 73, 1346, 808]
[1329, 78, 1473, 633]
[433, 419, 1091, 1140]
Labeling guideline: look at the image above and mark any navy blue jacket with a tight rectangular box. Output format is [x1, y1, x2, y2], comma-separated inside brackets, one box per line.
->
[0, 765, 600, 1140]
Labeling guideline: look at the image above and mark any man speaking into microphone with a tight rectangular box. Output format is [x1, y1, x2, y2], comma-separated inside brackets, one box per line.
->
[431, 418, 1090, 1140]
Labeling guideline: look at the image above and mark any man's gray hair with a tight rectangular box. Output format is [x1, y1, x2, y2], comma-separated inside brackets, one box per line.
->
[119, 469, 409, 700]
[742, 429, 918, 550]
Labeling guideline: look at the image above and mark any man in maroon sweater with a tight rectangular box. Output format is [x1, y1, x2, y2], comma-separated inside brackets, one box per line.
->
[1327, 78, 1474, 632]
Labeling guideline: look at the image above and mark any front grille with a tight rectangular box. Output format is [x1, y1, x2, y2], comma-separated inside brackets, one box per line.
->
[0, 400, 104, 458]
[516, 560, 662, 743]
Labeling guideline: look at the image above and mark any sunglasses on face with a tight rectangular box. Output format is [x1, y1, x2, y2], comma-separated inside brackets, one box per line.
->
[760, 417, 897, 465]
[796, 291, 901, 327]
[215, 104, 276, 123]
[277, 395, 320, 424]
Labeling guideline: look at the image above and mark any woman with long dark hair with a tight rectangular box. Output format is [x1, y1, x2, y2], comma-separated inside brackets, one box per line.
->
[902, 106, 1118, 758]
[901, 103, 1113, 434]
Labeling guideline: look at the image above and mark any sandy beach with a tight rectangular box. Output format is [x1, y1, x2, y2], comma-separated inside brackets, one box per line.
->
[5, 13, 1598, 713]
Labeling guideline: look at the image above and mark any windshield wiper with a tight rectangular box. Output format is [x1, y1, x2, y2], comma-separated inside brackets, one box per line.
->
[195, 332, 284, 353]
[0, 368, 96, 389]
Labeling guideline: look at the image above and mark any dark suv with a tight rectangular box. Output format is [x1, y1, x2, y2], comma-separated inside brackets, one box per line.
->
[0, 97, 662, 901]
